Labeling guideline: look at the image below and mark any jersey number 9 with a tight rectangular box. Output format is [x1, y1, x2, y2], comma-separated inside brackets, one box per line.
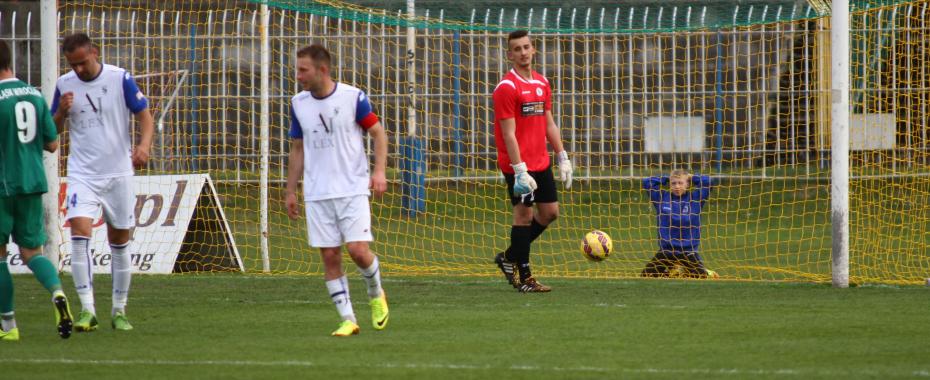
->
[15, 100, 37, 144]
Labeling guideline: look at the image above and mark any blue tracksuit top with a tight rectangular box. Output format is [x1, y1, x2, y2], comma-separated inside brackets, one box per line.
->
[642, 175, 713, 251]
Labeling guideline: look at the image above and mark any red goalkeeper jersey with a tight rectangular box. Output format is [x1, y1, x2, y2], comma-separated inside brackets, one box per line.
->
[493, 69, 552, 174]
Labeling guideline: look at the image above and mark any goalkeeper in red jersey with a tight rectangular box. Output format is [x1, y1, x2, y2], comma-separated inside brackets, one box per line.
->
[492, 30, 573, 293]
[641, 170, 718, 279]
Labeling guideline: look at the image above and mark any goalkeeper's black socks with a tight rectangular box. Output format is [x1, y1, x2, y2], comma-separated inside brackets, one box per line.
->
[506, 225, 532, 262]
[510, 225, 533, 282]
[510, 225, 532, 258]
[529, 218, 548, 242]
[504, 219, 548, 261]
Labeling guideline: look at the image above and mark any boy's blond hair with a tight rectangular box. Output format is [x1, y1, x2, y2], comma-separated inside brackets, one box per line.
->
[670, 169, 692, 181]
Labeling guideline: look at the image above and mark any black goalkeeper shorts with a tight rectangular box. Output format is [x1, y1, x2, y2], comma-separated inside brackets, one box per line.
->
[503, 165, 558, 206]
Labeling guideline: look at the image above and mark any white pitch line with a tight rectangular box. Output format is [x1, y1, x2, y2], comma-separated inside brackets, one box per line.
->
[0, 358, 924, 377]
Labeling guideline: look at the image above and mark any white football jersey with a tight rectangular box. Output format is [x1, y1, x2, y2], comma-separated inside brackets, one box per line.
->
[52, 64, 148, 179]
[290, 83, 380, 201]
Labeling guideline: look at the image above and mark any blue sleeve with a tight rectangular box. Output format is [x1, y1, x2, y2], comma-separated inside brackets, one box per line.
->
[642, 176, 665, 204]
[50, 87, 61, 114]
[691, 174, 713, 202]
[288, 105, 303, 139]
[355, 91, 372, 123]
[122, 72, 148, 113]
[642, 176, 662, 190]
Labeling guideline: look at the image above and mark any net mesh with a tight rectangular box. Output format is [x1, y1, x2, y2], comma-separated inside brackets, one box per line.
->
[49, 0, 930, 283]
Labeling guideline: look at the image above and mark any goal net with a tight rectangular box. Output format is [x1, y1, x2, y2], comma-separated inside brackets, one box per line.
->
[51, 0, 930, 284]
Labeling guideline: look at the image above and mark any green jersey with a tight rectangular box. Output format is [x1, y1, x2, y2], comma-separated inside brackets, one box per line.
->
[0, 78, 58, 197]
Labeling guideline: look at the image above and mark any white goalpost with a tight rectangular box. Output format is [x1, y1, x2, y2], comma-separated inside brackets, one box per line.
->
[40, 0, 60, 269]
[831, 0, 850, 288]
[259, 4, 270, 273]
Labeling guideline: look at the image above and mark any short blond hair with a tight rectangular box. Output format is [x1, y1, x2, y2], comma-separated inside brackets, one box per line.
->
[670, 169, 692, 181]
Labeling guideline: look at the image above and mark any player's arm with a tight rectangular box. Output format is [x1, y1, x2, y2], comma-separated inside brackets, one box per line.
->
[355, 92, 387, 197]
[492, 82, 523, 166]
[690, 174, 712, 188]
[544, 110, 565, 156]
[642, 176, 666, 203]
[642, 176, 669, 189]
[691, 174, 713, 202]
[285, 105, 304, 220]
[493, 83, 535, 195]
[545, 110, 572, 189]
[500, 117, 536, 195]
[131, 108, 155, 167]
[367, 122, 388, 197]
[44, 140, 59, 153]
[50, 88, 73, 134]
[285, 138, 304, 220]
[123, 72, 154, 167]
[499, 117, 522, 165]
[43, 134, 59, 152]
[39, 98, 59, 153]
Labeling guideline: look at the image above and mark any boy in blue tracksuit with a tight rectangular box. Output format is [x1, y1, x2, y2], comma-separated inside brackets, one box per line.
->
[641, 170, 716, 278]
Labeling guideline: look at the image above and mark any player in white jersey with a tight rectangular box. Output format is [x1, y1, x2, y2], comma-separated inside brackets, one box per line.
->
[51, 33, 154, 332]
[284, 44, 389, 337]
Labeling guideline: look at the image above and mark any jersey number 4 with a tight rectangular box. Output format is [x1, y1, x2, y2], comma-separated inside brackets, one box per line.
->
[15, 100, 37, 144]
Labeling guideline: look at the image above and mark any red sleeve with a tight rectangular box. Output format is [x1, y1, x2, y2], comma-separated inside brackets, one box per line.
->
[355, 91, 379, 130]
[359, 113, 379, 130]
[493, 83, 517, 120]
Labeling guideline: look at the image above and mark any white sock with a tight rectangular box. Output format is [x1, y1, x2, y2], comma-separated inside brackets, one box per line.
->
[325, 275, 355, 323]
[110, 242, 132, 316]
[1, 312, 15, 331]
[70, 237, 96, 316]
[358, 256, 384, 299]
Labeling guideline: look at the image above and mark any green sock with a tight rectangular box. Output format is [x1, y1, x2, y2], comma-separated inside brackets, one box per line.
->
[0, 261, 13, 314]
[26, 256, 62, 294]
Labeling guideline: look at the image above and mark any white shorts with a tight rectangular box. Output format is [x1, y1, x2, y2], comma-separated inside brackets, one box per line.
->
[305, 195, 373, 248]
[65, 176, 136, 230]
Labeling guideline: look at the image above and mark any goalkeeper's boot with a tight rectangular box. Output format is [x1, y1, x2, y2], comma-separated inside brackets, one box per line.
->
[0, 327, 20, 342]
[331, 320, 360, 337]
[111, 312, 133, 331]
[74, 310, 98, 332]
[705, 269, 720, 279]
[52, 294, 73, 339]
[518, 277, 552, 293]
[370, 292, 389, 331]
[494, 252, 519, 289]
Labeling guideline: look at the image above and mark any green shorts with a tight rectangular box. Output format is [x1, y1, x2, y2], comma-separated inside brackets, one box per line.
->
[0, 194, 47, 249]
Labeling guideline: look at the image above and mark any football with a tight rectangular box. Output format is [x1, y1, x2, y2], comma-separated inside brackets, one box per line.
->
[581, 230, 612, 261]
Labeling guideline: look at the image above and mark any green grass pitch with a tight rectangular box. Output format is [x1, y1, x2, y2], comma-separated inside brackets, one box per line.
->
[2, 274, 928, 379]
